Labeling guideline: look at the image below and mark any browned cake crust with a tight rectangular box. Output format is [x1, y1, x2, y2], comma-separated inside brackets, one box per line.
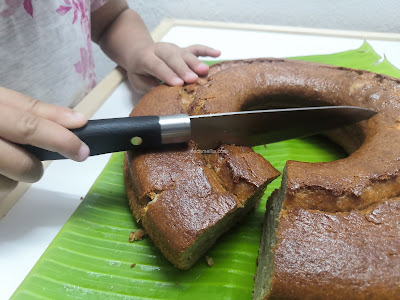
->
[270, 198, 400, 299]
[124, 142, 279, 269]
[124, 61, 282, 269]
[125, 59, 400, 295]
[224, 59, 400, 299]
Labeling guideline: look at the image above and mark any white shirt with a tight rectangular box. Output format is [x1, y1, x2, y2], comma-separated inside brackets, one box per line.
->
[0, 0, 108, 108]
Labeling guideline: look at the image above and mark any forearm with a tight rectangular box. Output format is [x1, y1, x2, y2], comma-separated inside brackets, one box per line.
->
[92, 6, 153, 71]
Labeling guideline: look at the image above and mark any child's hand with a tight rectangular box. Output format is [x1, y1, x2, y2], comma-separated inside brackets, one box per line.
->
[125, 42, 221, 93]
[0, 87, 89, 195]
[92, 4, 220, 93]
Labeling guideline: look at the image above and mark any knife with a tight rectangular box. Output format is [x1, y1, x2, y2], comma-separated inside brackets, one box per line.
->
[19, 106, 376, 161]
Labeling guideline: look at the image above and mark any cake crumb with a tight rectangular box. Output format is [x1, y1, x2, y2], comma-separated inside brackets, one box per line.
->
[129, 229, 147, 242]
[205, 256, 214, 267]
[130, 263, 136, 268]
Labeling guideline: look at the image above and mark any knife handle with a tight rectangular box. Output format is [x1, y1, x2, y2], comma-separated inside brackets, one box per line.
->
[17, 116, 164, 161]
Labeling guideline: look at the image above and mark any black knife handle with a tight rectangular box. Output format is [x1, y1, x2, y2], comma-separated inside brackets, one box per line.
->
[17, 116, 162, 161]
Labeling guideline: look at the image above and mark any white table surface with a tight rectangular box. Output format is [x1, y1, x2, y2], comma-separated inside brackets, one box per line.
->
[1, 23, 400, 299]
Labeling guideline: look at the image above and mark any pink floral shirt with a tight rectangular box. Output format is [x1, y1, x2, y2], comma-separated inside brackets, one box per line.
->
[0, 0, 109, 107]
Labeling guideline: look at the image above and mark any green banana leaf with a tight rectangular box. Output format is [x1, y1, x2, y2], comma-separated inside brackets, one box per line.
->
[12, 42, 400, 300]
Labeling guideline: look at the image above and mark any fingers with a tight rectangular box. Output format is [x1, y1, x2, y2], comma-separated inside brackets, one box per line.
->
[181, 52, 210, 77]
[0, 87, 87, 129]
[127, 42, 221, 93]
[153, 43, 221, 86]
[185, 44, 221, 76]
[185, 44, 221, 58]
[152, 48, 197, 85]
[0, 105, 89, 162]
[0, 138, 43, 182]
[0, 87, 89, 187]
[144, 51, 185, 87]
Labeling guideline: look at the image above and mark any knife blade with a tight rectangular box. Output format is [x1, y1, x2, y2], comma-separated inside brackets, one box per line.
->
[19, 106, 376, 161]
